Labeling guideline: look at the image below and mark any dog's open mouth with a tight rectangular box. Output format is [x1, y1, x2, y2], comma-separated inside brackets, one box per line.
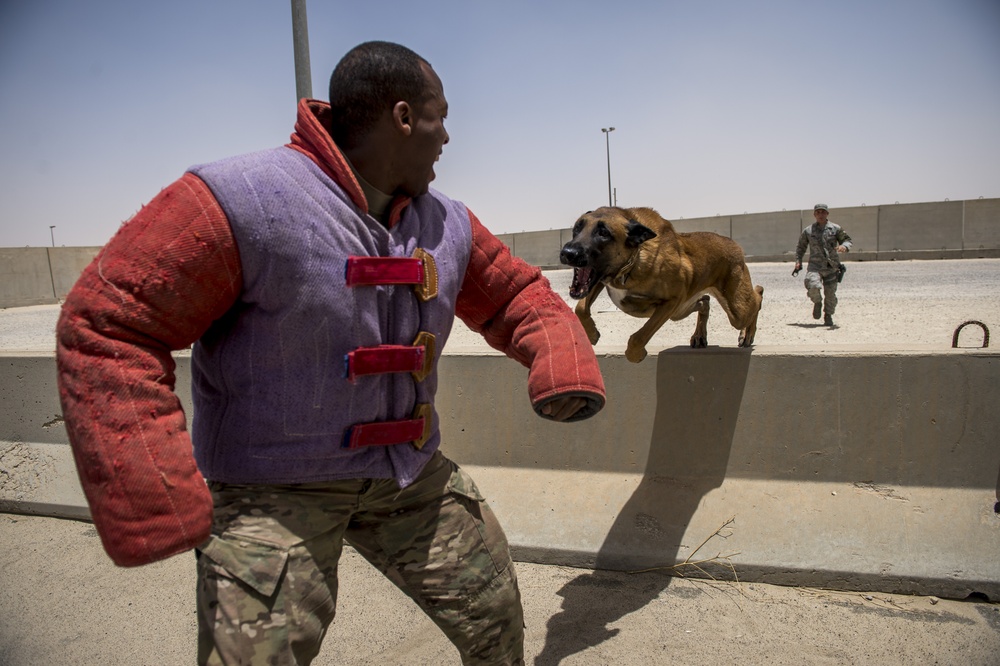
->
[569, 267, 595, 300]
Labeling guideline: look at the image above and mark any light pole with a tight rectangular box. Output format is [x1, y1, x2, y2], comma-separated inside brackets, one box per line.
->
[49, 226, 55, 247]
[601, 127, 615, 207]
[290, 0, 312, 101]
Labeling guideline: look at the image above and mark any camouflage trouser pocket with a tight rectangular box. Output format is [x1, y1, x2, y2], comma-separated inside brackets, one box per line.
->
[198, 534, 289, 598]
[445, 463, 512, 577]
[196, 485, 346, 665]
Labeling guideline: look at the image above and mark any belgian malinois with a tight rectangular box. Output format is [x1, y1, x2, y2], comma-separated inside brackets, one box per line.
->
[560, 206, 763, 362]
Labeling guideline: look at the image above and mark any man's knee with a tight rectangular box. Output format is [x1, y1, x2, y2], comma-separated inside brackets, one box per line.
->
[432, 562, 525, 665]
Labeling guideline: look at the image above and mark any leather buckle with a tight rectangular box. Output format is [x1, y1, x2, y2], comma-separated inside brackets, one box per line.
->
[411, 331, 435, 382]
[411, 403, 433, 450]
[412, 248, 438, 301]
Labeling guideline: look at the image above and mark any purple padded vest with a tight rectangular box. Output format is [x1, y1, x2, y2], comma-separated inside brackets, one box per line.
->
[188, 147, 472, 486]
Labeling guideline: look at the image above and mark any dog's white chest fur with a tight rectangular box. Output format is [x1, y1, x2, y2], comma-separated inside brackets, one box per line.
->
[606, 286, 630, 310]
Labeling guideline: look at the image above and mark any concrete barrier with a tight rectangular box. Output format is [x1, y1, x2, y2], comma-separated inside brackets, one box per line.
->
[2, 346, 998, 600]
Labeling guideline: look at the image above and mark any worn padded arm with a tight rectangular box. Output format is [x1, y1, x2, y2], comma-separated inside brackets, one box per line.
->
[56, 173, 241, 566]
[455, 211, 606, 421]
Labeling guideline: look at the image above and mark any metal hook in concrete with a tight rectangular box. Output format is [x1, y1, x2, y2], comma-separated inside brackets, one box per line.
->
[952, 320, 990, 348]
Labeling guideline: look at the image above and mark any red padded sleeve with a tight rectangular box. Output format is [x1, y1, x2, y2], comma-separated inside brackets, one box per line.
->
[456, 210, 605, 420]
[56, 173, 241, 566]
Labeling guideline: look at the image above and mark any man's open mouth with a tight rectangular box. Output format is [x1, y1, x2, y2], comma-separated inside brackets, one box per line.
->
[569, 266, 595, 300]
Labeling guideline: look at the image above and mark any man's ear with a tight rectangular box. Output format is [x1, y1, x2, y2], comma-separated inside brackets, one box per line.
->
[625, 219, 656, 248]
[392, 101, 413, 136]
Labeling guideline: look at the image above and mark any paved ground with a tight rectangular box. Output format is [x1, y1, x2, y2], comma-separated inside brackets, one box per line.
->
[2, 513, 999, 665]
[2, 258, 999, 664]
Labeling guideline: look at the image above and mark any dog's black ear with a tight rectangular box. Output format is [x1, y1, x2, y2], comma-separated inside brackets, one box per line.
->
[625, 219, 656, 248]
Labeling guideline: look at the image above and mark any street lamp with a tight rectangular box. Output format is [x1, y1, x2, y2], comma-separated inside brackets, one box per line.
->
[290, 0, 312, 101]
[601, 127, 616, 207]
[49, 226, 55, 247]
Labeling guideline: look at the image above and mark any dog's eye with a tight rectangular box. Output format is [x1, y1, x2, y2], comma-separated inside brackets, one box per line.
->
[594, 222, 612, 239]
[573, 219, 584, 234]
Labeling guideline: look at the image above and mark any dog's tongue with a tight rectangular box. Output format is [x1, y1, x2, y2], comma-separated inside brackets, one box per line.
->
[569, 267, 592, 299]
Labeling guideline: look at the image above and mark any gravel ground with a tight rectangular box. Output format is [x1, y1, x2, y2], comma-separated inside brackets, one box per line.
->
[6, 258, 996, 352]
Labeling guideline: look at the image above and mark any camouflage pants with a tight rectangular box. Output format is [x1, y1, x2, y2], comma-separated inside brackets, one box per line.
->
[196, 451, 524, 665]
[804, 269, 839, 315]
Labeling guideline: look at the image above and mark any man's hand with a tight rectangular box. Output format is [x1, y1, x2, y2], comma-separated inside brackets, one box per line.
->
[792, 261, 802, 277]
[540, 396, 589, 422]
[836, 245, 848, 253]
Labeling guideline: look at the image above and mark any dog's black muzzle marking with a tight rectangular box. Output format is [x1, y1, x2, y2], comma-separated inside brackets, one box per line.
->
[560, 243, 588, 268]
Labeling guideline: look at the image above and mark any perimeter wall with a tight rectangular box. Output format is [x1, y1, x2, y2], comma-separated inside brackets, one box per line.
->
[2, 198, 998, 307]
[498, 197, 1000, 268]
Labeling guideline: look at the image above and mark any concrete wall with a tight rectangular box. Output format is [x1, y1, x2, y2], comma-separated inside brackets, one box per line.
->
[878, 201, 964, 252]
[825, 205, 880, 255]
[731, 210, 801, 258]
[3, 347, 998, 600]
[0, 246, 100, 308]
[963, 198, 1000, 250]
[51, 247, 102, 299]
[505, 229, 565, 268]
[497, 197, 998, 266]
[3, 197, 998, 308]
[0, 248, 55, 307]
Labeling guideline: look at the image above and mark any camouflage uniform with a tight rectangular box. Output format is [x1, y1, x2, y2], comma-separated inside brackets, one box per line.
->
[196, 451, 524, 665]
[795, 221, 852, 317]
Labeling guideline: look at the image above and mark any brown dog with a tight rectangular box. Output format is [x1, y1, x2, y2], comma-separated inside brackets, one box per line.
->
[559, 206, 764, 362]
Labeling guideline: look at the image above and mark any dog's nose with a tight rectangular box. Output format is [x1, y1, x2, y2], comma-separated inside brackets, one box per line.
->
[559, 245, 582, 267]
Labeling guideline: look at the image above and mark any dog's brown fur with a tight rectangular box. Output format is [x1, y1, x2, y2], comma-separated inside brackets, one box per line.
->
[559, 206, 764, 362]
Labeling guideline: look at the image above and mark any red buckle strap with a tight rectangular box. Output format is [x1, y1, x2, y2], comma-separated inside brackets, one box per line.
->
[344, 249, 438, 301]
[345, 345, 425, 382]
[344, 256, 424, 286]
[342, 404, 433, 450]
[344, 332, 437, 383]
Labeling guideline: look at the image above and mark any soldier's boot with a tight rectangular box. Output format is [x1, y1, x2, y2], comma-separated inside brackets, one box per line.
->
[813, 302, 822, 320]
[824, 313, 834, 326]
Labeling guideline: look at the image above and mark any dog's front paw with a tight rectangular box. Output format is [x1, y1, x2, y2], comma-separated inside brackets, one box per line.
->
[690, 334, 708, 348]
[738, 329, 755, 347]
[625, 341, 647, 363]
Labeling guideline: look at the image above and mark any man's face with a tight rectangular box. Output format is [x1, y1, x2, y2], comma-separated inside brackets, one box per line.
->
[814, 209, 829, 225]
[397, 63, 450, 197]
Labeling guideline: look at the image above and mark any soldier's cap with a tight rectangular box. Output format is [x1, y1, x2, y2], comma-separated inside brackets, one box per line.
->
[814, 203, 829, 212]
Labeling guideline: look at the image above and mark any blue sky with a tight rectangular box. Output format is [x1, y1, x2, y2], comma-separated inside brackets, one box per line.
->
[2, 0, 998, 248]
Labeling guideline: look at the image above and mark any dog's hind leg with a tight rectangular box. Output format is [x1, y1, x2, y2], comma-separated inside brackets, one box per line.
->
[689, 295, 711, 348]
[717, 263, 763, 348]
[737, 284, 764, 347]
